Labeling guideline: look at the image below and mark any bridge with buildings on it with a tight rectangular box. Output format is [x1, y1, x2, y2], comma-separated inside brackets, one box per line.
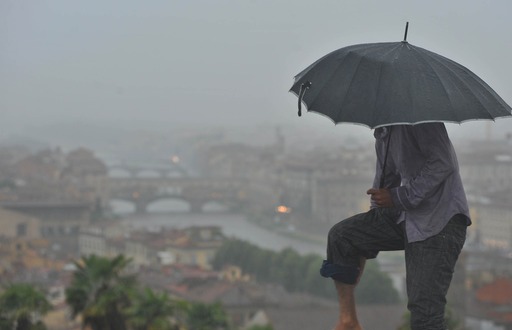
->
[107, 160, 190, 178]
[107, 176, 250, 214]
[105, 161, 280, 214]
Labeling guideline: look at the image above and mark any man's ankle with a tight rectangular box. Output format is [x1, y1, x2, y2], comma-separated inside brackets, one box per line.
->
[334, 319, 362, 330]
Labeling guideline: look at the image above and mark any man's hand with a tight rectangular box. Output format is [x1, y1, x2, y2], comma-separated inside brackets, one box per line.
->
[367, 188, 394, 208]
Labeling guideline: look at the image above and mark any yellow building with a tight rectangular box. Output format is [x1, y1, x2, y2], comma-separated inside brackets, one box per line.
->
[0, 207, 41, 240]
[0, 207, 64, 272]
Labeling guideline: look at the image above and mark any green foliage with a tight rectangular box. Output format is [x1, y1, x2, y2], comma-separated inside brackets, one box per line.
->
[396, 312, 410, 330]
[0, 316, 11, 330]
[2, 253, 240, 330]
[125, 287, 189, 330]
[212, 238, 400, 303]
[64, 254, 232, 330]
[65, 254, 138, 330]
[0, 283, 52, 330]
[186, 302, 232, 330]
[356, 261, 400, 304]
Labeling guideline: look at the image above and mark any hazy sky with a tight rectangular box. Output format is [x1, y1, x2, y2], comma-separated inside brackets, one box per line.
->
[2, 0, 512, 140]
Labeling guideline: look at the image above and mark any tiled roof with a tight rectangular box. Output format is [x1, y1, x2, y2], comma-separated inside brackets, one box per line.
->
[476, 278, 512, 305]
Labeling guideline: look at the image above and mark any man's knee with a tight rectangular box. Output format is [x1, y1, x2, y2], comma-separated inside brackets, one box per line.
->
[327, 219, 351, 246]
[322, 213, 377, 285]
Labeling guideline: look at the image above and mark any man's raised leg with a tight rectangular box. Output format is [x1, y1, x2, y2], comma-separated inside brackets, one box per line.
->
[321, 209, 404, 330]
[333, 258, 366, 330]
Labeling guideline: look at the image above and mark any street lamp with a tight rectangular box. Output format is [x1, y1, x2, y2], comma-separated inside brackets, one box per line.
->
[170, 155, 180, 164]
[276, 205, 291, 214]
[275, 204, 291, 224]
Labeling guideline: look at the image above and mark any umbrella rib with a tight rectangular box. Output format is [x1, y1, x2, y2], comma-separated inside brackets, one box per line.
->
[371, 43, 403, 127]
[432, 57, 493, 121]
[307, 52, 364, 123]
[437, 57, 511, 119]
[335, 43, 398, 126]
[371, 63, 384, 128]
[306, 73, 343, 124]
[334, 55, 365, 123]
[412, 48, 461, 122]
[417, 49, 500, 121]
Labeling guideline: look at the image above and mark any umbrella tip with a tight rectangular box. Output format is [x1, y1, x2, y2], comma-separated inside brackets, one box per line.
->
[402, 22, 409, 42]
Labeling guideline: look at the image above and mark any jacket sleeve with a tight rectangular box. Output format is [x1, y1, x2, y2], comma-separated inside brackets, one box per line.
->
[389, 123, 456, 210]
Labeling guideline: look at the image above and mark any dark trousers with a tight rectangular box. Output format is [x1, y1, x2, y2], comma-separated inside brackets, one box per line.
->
[321, 208, 467, 330]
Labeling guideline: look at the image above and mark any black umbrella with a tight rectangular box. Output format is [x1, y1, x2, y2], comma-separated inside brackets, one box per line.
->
[290, 23, 512, 128]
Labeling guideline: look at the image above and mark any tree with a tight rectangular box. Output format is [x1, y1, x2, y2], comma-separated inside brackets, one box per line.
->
[125, 287, 188, 330]
[0, 283, 52, 330]
[275, 248, 301, 291]
[213, 239, 398, 303]
[356, 260, 400, 304]
[65, 254, 137, 330]
[186, 302, 231, 330]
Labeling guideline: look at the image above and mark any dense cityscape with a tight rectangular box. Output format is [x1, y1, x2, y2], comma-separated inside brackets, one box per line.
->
[0, 124, 511, 329]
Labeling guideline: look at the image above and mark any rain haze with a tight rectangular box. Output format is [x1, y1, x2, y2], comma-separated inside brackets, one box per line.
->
[2, 0, 512, 142]
[2, 1, 512, 330]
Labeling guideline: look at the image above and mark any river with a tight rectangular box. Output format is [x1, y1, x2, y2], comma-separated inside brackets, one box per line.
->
[119, 212, 326, 256]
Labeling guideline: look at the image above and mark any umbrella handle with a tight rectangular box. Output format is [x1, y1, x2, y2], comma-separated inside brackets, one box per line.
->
[298, 81, 312, 116]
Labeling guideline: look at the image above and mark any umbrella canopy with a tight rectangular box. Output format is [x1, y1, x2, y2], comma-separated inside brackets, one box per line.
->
[290, 40, 512, 128]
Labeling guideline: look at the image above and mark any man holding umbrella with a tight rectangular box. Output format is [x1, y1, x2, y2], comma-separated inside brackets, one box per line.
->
[321, 122, 470, 330]
[290, 26, 511, 330]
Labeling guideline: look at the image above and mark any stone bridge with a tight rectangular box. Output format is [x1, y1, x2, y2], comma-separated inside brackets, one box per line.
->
[108, 162, 189, 178]
[107, 176, 248, 213]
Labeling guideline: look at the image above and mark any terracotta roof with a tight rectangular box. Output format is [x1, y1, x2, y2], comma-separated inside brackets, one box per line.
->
[476, 278, 512, 305]
[168, 278, 272, 306]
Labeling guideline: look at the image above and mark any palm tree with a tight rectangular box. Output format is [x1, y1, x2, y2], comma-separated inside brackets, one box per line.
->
[125, 287, 189, 330]
[65, 254, 137, 330]
[0, 283, 52, 330]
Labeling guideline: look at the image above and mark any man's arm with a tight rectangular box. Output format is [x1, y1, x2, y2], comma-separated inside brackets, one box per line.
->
[389, 123, 456, 210]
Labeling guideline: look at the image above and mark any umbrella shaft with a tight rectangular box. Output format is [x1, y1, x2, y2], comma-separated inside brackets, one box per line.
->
[379, 127, 393, 189]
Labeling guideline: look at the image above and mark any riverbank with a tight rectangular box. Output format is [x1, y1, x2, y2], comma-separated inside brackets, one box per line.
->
[120, 211, 326, 256]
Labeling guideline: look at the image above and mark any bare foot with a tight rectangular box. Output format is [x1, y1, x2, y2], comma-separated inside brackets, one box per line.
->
[333, 320, 363, 330]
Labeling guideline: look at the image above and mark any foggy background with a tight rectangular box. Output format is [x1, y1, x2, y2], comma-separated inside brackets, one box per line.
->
[2, 0, 511, 146]
[2, 1, 512, 329]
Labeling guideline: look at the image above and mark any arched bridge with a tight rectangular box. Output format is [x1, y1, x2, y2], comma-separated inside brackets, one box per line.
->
[108, 162, 189, 178]
[108, 177, 248, 213]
